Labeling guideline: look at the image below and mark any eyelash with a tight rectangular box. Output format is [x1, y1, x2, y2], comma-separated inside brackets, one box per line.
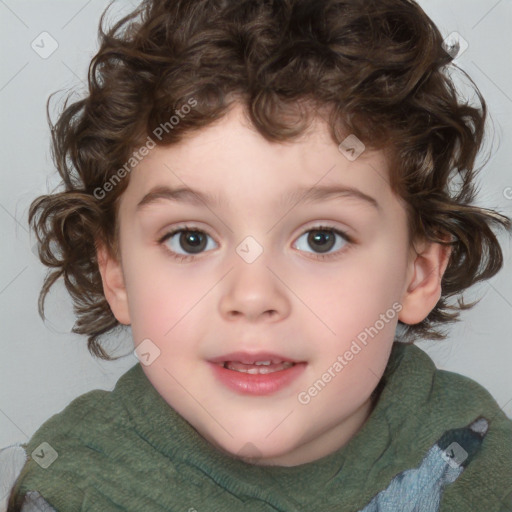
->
[157, 224, 353, 263]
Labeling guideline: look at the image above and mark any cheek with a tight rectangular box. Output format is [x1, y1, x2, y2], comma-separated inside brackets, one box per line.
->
[347, 225, 410, 303]
[120, 246, 187, 343]
[121, 247, 219, 353]
[299, 239, 407, 364]
[307, 248, 406, 324]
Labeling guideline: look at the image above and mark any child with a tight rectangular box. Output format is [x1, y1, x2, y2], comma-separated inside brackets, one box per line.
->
[6, 0, 512, 510]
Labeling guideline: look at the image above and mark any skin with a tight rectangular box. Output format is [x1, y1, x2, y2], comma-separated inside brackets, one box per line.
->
[97, 102, 451, 467]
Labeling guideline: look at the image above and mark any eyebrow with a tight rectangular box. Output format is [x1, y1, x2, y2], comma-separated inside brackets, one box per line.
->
[136, 184, 380, 212]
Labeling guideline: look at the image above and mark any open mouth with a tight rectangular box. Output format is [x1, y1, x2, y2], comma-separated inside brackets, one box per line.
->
[218, 360, 296, 374]
[209, 355, 307, 395]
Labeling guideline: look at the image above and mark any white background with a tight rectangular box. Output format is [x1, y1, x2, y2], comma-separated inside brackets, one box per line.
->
[1, 0, 511, 478]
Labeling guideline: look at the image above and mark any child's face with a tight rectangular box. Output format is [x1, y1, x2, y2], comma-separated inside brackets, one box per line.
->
[100, 103, 441, 466]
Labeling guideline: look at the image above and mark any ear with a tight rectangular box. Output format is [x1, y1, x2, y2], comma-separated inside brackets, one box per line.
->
[96, 239, 131, 325]
[398, 237, 452, 325]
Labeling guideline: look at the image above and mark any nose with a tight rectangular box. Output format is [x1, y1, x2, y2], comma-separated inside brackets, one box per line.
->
[218, 249, 291, 323]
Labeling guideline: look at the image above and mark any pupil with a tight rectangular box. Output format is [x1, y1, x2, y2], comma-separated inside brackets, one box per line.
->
[309, 230, 334, 253]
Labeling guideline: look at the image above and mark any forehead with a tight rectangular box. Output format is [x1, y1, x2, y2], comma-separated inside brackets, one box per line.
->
[119, 103, 396, 215]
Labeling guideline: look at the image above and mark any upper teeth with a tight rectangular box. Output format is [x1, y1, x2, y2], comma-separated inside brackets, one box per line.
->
[216, 359, 294, 367]
[224, 361, 295, 374]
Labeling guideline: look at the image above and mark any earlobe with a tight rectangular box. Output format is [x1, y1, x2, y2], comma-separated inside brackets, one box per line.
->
[96, 240, 131, 325]
[398, 239, 452, 325]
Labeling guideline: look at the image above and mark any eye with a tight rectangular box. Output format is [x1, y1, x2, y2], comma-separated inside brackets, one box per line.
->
[158, 225, 217, 262]
[293, 225, 351, 259]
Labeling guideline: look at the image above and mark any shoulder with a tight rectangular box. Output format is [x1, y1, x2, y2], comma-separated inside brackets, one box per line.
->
[1, 387, 113, 511]
[20, 374, 129, 457]
[394, 343, 512, 511]
[366, 343, 512, 512]
[433, 368, 512, 511]
[391, 342, 508, 419]
[5, 365, 141, 510]
[399, 343, 512, 451]
[21, 364, 140, 454]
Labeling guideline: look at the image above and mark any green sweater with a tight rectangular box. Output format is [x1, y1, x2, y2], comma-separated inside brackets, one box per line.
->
[9, 343, 512, 511]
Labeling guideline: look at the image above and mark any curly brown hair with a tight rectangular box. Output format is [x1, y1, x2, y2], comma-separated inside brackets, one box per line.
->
[28, 0, 511, 361]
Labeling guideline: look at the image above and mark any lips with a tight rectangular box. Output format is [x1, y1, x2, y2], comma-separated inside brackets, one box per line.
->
[208, 355, 307, 395]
